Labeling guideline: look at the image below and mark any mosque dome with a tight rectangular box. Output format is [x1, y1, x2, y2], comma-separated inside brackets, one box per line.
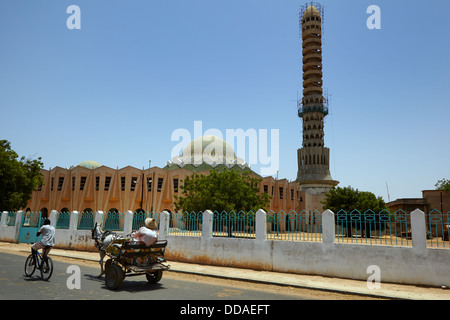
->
[166, 135, 249, 170]
[77, 160, 102, 169]
[183, 136, 235, 159]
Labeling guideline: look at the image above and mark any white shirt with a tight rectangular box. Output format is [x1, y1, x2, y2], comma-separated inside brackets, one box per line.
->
[131, 227, 158, 246]
[39, 225, 55, 246]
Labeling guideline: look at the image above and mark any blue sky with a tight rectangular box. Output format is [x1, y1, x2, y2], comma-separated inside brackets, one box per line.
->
[1, 0, 449, 202]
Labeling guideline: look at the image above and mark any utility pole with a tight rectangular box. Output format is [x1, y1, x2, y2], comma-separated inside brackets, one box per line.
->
[146, 160, 151, 214]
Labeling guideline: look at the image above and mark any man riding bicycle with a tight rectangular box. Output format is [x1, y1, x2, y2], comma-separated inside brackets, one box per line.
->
[31, 218, 55, 261]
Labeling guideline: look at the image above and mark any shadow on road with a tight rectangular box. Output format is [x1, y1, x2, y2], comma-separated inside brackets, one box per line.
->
[84, 273, 167, 293]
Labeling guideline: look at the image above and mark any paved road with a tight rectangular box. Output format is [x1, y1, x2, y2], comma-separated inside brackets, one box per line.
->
[0, 252, 316, 301]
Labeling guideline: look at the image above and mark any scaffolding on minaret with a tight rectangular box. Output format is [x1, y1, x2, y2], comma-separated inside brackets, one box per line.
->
[296, 1, 338, 191]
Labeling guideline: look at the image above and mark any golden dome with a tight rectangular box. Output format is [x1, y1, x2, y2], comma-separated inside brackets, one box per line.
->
[302, 5, 320, 18]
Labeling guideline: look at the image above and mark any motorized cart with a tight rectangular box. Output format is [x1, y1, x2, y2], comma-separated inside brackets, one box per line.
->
[104, 238, 170, 290]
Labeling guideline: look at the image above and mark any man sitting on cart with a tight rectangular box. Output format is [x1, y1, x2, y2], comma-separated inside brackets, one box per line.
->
[130, 218, 158, 246]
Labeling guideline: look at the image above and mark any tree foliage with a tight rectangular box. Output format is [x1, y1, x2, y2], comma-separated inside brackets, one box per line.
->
[435, 178, 450, 191]
[322, 186, 390, 238]
[174, 169, 271, 213]
[0, 140, 44, 211]
[322, 186, 388, 214]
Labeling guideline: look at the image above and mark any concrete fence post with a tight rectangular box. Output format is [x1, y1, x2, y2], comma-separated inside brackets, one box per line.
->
[411, 209, 427, 252]
[69, 211, 79, 230]
[159, 210, 170, 239]
[123, 210, 134, 235]
[202, 210, 213, 240]
[13, 211, 23, 242]
[49, 210, 58, 227]
[322, 209, 335, 244]
[255, 209, 267, 242]
[0, 212, 8, 242]
[0, 211, 7, 226]
[15, 210, 23, 227]
[95, 211, 104, 227]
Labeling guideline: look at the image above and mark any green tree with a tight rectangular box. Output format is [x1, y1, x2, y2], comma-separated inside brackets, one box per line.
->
[174, 169, 271, 213]
[322, 186, 389, 237]
[435, 178, 450, 191]
[0, 140, 44, 211]
[322, 186, 388, 213]
[174, 169, 271, 236]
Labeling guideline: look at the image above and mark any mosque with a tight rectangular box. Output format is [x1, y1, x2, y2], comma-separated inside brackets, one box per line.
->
[25, 136, 305, 216]
[25, 2, 338, 218]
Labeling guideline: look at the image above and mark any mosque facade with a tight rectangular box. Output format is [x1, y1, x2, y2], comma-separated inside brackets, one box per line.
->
[25, 136, 306, 216]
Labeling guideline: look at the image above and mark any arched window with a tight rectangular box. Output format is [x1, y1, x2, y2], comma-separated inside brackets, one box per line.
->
[40, 207, 49, 218]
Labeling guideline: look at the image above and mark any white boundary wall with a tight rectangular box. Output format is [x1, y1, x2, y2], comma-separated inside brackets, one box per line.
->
[1, 209, 449, 287]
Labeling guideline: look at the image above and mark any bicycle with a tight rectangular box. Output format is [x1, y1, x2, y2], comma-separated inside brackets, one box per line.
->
[24, 245, 54, 281]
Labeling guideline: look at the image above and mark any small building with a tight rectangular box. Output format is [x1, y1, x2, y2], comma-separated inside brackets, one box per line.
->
[387, 190, 450, 215]
[387, 190, 450, 238]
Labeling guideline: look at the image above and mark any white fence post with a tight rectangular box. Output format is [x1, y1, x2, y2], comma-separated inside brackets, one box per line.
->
[0, 211, 7, 226]
[202, 210, 213, 240]
[255, 209, 267, 242]
[159, 210, 170, 239]
[123, 210, 134, 235]
[95, 211, 104, 226]
[411, 209, 427, 252]
[13, 211, 23, 243]
[15, 210, 23, 226]
[49, 210, 58, 227]
[70, 211, 79, 230]
[322, 209, 335, 244]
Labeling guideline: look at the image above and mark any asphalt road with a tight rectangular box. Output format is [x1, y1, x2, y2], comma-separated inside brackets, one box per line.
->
[0, 252, 315, 301]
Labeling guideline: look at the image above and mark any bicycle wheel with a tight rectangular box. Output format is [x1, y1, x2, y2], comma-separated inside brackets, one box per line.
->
[40, 257, 54, 281]
[24, 254, 36, 277]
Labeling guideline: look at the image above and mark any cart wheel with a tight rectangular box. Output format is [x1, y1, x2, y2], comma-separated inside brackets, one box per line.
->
[104, 258, 112, 271]
[105, 264, 124, 290]
[146, 270, 163, 284]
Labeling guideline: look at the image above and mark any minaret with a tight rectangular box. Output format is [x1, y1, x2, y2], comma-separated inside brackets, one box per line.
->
[296, 3, 338, 193]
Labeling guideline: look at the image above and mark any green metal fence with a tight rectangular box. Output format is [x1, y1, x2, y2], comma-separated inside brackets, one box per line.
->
[334, 209, 410, 246]
[7, 212, 16, 226]
[145, 209, 450, 247]
[104, 210, 121, 231]
[78, 211, 94, 230]
[167, 211, 203, 236]
[267, 210, 322, 242]
[427, 210, 450, 248]
[166, 211, 256, 238]
[132, 211, 160, 232]
[56, 211, 70, 229]
[212, 211, 255, 239]
[2, 209, 448, 248]
[21, 211, 44, 228]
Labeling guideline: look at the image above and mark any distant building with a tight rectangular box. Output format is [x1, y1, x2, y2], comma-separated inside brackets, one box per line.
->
[387, 190, 450, 215]
[387, 190, 450, 238]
